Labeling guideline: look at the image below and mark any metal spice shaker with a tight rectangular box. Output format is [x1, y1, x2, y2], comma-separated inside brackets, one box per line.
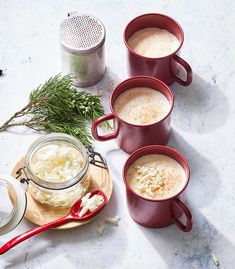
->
[59, 14, 106, 87]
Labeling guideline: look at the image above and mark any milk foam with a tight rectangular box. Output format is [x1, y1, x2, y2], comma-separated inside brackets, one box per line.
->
[114, 87, 170, 125]
[128, 27, 180, 58]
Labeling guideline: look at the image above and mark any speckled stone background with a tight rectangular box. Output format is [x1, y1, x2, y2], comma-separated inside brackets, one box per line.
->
[0, 0, 235, 268]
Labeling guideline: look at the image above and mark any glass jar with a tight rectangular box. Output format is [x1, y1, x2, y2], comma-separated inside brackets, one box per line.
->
[0, 133, 107, 235]
[0, 175, 27, 235]
[0, 180, 17, 229]
[23, 133, 91, 208]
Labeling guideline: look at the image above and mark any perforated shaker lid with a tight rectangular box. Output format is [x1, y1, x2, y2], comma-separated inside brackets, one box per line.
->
[0, 175, 27, 235]
[59, 14, 106, 54]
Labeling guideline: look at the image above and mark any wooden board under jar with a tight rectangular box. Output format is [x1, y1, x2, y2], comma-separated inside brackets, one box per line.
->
[11, 157, 113, 229]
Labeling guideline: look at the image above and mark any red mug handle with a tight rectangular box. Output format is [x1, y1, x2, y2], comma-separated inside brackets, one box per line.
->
[172, 54, 192, 86]
[92, 113, 118, 141]
[172, 197, 193, 232]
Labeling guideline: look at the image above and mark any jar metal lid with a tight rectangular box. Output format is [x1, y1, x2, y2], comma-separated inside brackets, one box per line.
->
[59, 14, 106, 55]
[0, 175, 27, 235]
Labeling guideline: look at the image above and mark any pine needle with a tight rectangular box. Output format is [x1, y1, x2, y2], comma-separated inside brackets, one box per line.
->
[0, 74, 107, 146]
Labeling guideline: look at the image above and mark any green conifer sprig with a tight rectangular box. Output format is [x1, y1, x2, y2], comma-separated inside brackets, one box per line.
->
[0, 74, 107, 146]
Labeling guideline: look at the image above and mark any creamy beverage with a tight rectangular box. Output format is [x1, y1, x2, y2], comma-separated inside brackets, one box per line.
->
[127, 27, 180, 58]
[113, 87, 170, 125]
[127, 154, 186, 199]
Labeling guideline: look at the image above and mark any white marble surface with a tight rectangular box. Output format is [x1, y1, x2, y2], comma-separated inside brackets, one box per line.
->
[0, 0, 235, 268]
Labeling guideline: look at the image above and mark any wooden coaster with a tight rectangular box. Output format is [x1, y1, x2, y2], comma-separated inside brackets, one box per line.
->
[11, 157, 112, 230]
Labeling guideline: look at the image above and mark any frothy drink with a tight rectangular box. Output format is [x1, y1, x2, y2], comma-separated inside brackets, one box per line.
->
[127, 154, 186, 199]
[127, 27, 180, 58]
[113, 87, 170, 125]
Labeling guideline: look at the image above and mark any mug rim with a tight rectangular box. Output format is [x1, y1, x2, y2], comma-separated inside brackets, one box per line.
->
[124, 13, 184, 61]
[123, 145, 190, 202]
[110, 76, 174, 127]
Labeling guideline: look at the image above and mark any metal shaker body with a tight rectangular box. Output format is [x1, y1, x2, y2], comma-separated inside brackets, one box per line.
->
[60, 14, 106, 87]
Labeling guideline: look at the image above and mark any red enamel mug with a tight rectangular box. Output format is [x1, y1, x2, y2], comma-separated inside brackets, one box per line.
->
[123, 145, 193, 232]
[92, 76, 174, 154]
[124, 13, 192, 86]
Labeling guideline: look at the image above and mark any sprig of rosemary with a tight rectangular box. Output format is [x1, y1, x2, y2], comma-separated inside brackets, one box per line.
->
[0, 74, 107, 146]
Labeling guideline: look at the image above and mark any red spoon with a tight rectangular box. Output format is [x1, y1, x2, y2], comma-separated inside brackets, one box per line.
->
[0, 190, 108, 254]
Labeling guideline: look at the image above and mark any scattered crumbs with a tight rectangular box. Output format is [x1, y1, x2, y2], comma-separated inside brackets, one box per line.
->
[21, 57, 32, 64]
[105, 216, 121, 226]
[211, 253, 220, 267]
[97, 223, 105, 236]
[96, 216, 121, 236]
[24, 252, 29, 263]
[211, 74, 217, 84]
